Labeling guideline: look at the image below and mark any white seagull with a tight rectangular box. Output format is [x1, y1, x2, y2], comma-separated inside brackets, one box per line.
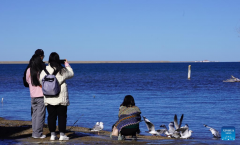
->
[160, 123, 179, 138]
[168, 122, 176, 134]
[176, 124, 193, 139]
[143, 116, 161, 136]
[174, 114, 184, 130]
[90, 122, 104, 135]
[171, 114, 184, 138]
[204, 124, 221, 138]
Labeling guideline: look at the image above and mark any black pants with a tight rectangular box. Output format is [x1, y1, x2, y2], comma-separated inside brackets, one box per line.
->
[47, 105, 67, 133]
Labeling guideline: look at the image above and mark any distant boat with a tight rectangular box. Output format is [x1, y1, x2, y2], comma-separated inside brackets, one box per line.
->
[223, 75, 240, 82]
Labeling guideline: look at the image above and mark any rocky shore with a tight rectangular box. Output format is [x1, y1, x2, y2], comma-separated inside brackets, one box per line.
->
[0, 117, 170, 144]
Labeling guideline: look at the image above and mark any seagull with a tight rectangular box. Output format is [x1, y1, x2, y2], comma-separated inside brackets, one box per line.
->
[143, 116, 161, 136]
[158, 114, 184, 138]
[174, 114, 184, 130]
[204, 124, 221, 138]
[159, 124, 170, 136]
[168, 122, 176, 134]
[169, 114, 184, 138]
[160, 123, 177, 138]
[160, 122, 182, 138]
[90, 122, 104, 135]
[176, 124, 193, 139]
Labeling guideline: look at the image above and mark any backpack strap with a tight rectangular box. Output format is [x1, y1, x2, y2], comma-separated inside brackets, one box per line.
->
[43, 68, 50, 75]
[53, 69, 59, 76]
[44, 67, 59, 76]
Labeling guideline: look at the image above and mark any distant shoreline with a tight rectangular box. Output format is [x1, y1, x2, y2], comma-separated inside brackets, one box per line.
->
[0, 61, 238, 64]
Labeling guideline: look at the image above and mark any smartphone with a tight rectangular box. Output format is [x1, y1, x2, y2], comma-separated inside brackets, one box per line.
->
[60, 59, 66, 64]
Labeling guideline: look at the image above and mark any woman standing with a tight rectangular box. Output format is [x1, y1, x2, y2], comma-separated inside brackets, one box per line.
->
[39, 52, 74, 141]
[24, 49, 46, 116]
[26, 54, 46, 139]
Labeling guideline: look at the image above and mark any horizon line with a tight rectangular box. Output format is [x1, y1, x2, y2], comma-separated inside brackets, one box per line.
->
[0, 60, 239, 64]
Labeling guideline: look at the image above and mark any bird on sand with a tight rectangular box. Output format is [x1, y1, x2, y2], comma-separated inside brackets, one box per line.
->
[160, 123, 177, 138]
[176, 124, 193, 139]
[90, 122, 104, 135]
[170, 114, 184, 138]
[143, 116, 161, 136]
[160, 122, 183, 138]
[204, 124, 221, 138]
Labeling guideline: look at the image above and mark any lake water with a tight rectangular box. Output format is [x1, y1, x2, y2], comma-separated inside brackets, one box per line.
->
[0, 62, 239, 144]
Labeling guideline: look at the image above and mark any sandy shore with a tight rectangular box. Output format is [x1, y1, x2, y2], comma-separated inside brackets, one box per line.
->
[0, 117, 171, 144]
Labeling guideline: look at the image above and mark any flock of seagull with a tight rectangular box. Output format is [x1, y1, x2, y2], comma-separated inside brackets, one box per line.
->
[89, 114, 221, 139]
[79, 114, 222, 140]
[143, 114, 221, 139]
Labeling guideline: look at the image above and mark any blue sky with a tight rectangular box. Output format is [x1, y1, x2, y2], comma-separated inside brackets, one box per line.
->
[0, 0, 240, 62]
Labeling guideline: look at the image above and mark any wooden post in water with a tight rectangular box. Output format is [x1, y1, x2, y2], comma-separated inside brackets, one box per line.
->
[188, 65, 191, 79]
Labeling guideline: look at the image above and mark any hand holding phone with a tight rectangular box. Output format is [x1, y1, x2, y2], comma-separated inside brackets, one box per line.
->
[60, 59, 66, 64]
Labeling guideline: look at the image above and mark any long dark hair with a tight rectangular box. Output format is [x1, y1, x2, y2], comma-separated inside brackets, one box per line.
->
[120, 95, 135, 107]
[48, 52, 66, 75]
[30, 55, 44, 86]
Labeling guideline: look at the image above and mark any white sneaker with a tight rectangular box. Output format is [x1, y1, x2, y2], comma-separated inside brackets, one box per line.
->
[32, 135, 46, 139]
[59, 135, 69, 141]
[40, 135, 46, 139]
[50, 135, 58, 141]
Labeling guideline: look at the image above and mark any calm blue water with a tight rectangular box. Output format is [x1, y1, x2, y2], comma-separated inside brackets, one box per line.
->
[0, 62, 240, 144]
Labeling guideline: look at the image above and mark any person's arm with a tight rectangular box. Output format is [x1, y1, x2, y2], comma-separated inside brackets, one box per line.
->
[26, 68, 31, 84]
[62, 59, 74, 80]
